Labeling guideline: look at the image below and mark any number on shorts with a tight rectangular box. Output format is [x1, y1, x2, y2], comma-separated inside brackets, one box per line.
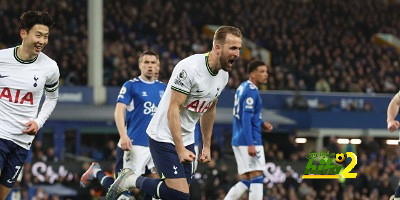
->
[11, 166, 22, 180]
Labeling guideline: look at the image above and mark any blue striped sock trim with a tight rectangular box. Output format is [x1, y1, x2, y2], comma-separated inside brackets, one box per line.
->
[250, 175, 264, 184]
[240, 179, 251, 188]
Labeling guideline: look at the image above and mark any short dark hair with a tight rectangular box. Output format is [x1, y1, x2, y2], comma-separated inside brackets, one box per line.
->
[139, 50, 160, 63]
[247, 60, 266, 74]
[213, 26, 242, 45]
[20, 11, 55, 33]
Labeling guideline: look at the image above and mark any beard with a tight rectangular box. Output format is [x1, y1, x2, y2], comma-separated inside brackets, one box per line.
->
[219, 53, 234, 72]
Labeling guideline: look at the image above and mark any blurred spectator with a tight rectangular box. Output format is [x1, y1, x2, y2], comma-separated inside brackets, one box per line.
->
[290, 91, 309, 110]
[2, 0, 400, 93]
[315, 76, 331, 92]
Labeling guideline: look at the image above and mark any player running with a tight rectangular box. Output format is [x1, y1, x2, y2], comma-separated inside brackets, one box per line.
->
[0, 11, 59, 199]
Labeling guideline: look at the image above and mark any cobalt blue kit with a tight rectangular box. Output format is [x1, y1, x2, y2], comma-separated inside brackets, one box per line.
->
[232, 80, 263, 146]
[117, 77, 166, 147]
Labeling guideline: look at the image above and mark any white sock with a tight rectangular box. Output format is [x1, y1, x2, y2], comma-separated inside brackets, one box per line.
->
[249, 183, 263, 200]
[224, 181, 249, 200]
[249, 175, 264, 200]
[125, 173, 139, 188]
[92, 168, 101, 178]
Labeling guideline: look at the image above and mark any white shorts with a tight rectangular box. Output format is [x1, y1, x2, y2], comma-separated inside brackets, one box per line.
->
[123, 145, 155, 175]
[232, 145, 266, 175]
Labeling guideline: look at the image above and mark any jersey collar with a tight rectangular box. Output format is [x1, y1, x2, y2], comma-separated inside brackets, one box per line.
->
[138, 76, 155, 84]
[205, 52, 218, 76]
[14, 46, 38, 64]
[247, 80, 259, 89]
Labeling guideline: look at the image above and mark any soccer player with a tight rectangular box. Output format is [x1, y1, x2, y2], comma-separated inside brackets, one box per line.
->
[387, 92, 400, 200]
[80, 51, 165, 197]
[106, 26, 242, 200]
[0, 11, 59, 199]
[224, 60, 273, 200]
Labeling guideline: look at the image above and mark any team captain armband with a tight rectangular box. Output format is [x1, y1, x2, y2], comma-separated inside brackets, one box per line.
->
[171, 68, 192, 95]
[45, 81, 59, 92]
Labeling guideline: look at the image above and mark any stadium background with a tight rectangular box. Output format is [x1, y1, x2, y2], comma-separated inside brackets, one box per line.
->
[1, 0, 400, 199]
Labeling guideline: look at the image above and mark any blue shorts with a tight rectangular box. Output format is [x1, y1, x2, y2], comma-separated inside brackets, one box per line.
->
[149, 138, 195, 184]
[0, 138, 29, 188]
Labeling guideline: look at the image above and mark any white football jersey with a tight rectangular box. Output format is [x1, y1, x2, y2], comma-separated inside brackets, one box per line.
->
[147, 53, 228, 146]
[0, 47, 59, 149]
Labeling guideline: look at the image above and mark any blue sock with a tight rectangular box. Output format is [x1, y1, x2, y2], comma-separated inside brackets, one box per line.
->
[158, 181, 189, 200]
[136, 176, 189, 200]
[136, 176, 161, 196]
[395, 185, 400, 197]
[142, 193, 153, 200]
[96, 171, 115, 190]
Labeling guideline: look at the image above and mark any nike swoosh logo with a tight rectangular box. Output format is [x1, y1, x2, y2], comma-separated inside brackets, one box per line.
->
[196, 89, 204, 93]
[7, 179, 15, 183]
[0, 75, 8, 78]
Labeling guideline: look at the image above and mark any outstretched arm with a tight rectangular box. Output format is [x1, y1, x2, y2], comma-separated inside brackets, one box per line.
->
[199, 99, 218, 163]
[168, 90, 195, 162]
[387, 92, 400, 132]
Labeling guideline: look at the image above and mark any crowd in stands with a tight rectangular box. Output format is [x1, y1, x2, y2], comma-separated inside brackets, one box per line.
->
[2, 0, 400, 93]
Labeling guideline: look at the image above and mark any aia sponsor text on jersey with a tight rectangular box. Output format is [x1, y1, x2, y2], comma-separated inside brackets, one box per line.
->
[185, 100, 213, 113]
[0, 87, 33, 105]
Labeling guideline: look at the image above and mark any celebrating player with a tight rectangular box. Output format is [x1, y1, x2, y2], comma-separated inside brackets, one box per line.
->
[0, 11, 59, 199]
[80, 51, 165, 199]
[387, 92, 400, 200]
[106, 26, 243, 200]
[225, 60, 273, 200]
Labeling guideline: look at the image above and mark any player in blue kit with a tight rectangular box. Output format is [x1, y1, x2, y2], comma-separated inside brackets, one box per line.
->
[80, 51, 166, 197]
[224, 60, 273, 200]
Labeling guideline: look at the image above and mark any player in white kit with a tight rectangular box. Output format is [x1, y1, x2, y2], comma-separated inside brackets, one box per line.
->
[0, 11, 59, 199]
[387, 92, 400, 200]
[107, 26, 243, 200]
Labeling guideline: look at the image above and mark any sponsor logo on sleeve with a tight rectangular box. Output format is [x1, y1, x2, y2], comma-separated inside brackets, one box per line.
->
[178, 70, 187, 81]
[245, 97, 254, 109]
[118, 87, 127, 99]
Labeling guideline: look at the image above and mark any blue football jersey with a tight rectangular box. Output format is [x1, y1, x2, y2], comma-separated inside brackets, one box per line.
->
[117, 77, 166, 146]
[232, 80, 263, 146]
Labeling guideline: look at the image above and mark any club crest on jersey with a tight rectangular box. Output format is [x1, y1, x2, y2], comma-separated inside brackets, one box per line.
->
[33, 76, 39, 87]
[0, 87, 33, 105]
[186, 100, 213, 113]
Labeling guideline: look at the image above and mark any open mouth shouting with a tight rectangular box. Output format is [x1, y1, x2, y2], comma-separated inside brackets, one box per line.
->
[228, 57, 237, 67]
